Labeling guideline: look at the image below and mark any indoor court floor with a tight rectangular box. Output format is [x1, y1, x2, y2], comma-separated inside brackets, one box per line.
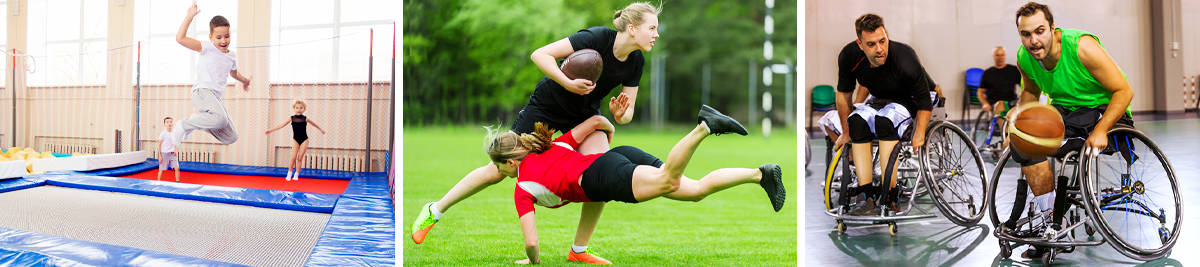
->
[804, 116, 1200, 266]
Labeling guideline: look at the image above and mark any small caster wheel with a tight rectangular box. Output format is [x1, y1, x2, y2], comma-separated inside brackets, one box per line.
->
[836, 221, 846, 233]
[998, 241, 1012, 259]
[1040, 249, 1056, 266]
[968, 204, 977, 217]
[888, 223, 897, 236]
[1085, 224, 1095, 237]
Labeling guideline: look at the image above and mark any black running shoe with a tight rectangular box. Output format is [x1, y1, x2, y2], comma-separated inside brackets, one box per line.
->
[759, 164, 785, 212]
[848, 198, 879, 216]
[698, 105, 748, 136]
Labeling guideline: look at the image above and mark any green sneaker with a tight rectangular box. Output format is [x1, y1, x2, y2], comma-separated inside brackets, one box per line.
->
[411, 202, 439, 244]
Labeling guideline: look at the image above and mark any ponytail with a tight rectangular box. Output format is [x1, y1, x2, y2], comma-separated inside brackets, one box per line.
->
[486, 122, 557, 163]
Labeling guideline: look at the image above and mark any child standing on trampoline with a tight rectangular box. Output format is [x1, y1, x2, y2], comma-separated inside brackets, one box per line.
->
[266, 100, 326, 181]
[157, 117, 182, 182]
[172, 2, 252, 146]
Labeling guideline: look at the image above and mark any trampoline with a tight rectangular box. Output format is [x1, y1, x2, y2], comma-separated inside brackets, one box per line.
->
[0, 156, 394, 266]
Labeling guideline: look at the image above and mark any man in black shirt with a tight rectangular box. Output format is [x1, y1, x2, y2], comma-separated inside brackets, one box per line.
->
[834, 14, 935, 216]
[979, 46, 1021, 122]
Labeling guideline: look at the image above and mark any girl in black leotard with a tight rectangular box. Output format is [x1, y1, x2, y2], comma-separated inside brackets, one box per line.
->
[266, 100, 326, 181]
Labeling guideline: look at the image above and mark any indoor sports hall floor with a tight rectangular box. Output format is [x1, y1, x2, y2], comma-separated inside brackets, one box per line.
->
[804, 115, 1200, 266]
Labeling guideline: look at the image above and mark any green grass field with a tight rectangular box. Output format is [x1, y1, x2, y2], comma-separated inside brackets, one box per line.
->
[403, 124, 797, 266]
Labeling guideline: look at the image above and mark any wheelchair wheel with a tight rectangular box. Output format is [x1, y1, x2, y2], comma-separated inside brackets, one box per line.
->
[921, 121, 988, 225]
[823, 146, 852, 211]
[986, 149, 1037, 231]
[969, 110, 991, 146]
[1080, 128, 1181, 261]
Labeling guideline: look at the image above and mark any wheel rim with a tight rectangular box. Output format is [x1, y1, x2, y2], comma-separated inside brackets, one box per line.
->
[1081, 129, 1182, 260]
[922, 123, 988, 225]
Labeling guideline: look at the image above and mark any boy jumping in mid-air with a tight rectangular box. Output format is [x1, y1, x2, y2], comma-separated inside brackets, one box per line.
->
[158, 117, 182, 182]
[173, 2, 251, 145]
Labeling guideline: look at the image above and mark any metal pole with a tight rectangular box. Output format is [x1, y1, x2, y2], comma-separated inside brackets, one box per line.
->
[11, 49, 17, 147]
[135, 42, 141, 151]
[389, 22, 396, 174]
[701, 62, 710, 105]
[748, 60, 756, 125]
[365, 29, 374, 172]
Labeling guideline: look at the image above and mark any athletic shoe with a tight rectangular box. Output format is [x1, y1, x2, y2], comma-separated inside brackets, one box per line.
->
[1021, 247, 1047, 259]
[848, 198, 879, 216]
[411, 202, 439, 244]
[567, 248, 613, 265]
[758, 164, 785, 212]
[697, 105, 747, 136]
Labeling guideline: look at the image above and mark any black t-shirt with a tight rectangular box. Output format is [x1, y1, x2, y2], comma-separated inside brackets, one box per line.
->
[837, 41, 934, 115]
[528, 26, 645, 119]
[979, 64, 1020, 102]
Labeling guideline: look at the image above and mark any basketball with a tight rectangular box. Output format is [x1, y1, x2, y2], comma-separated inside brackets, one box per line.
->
[561, 49, 603, 82]
[1007, 103, 1065, 158]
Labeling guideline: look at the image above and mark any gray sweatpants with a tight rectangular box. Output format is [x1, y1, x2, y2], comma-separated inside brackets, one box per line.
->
[177, 88, 238, 145]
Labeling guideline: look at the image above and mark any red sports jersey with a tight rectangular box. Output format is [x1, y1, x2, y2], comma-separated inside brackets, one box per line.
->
[514, 130, 602, 217]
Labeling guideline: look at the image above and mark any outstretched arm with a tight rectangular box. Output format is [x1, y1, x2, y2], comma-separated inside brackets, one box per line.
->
[264, 119, 289, 134]
[306, 118, 327, 134]
[569, 116, 615, 145]
[176, 3, 201, 52]
[516, 212, 540, 264]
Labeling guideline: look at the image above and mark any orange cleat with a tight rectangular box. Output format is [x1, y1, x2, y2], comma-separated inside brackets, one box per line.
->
[411, 202, 438, 244]
[568, 248, 613, 265]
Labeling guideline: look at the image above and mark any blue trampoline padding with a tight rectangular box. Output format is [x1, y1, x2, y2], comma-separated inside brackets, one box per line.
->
[0, 178, 42, 194]
[340, 175, 391, 199]
[78, 159, 158, 177]
[80, 159, 385, 181]
[0, 227, 243, 266]
[51, 152, 71, 158]
[37, 173, 339, 213]
[304, 177, 395, 266]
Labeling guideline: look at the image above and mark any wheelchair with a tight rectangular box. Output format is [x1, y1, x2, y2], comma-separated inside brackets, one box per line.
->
[822, 99, 989, 235]
[969, 109, 1007, 162]
[986, 127, 1182, 265]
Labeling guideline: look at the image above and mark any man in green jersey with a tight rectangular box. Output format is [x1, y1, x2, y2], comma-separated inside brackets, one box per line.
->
[1005, 2, 1136, 259]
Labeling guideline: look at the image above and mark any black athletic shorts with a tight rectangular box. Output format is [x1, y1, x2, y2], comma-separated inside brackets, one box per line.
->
[581, 146, 663, 203]
[510, 104, 597, 134]
[1011, 104, 1135, 166]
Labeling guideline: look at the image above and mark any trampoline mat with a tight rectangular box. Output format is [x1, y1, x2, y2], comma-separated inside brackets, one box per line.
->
[0, 186, 331, 266]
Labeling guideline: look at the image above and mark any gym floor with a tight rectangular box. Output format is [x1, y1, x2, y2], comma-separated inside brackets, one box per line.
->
[804, 115, 1200, 266]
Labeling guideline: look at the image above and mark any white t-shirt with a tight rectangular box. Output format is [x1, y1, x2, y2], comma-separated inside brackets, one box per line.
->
[193, 40, 238, 98]
[159, 130, 178, 153]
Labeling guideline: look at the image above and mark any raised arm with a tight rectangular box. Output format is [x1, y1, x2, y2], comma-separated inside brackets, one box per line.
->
[569, 115, 615, 145]
[531, 38, 594, 95]
[517, 212, 540, 264]
[306, 118, 326, 134]
[176, 3, 202, 52]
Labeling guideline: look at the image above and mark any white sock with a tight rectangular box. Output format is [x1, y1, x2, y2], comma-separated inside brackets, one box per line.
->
[293, 171, 300, 180]
[571, 245, 588, 253]
[1033, 190, 1055, 213]
[431, 204, 443, 220]
[286, 171, 293, 180]
[700, 121, 711, 134]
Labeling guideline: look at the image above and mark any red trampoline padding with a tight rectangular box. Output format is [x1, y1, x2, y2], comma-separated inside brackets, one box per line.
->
[121, 170, 349, 195]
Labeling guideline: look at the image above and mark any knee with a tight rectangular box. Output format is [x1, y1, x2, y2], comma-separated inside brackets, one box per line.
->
[846, 115, 873, 143]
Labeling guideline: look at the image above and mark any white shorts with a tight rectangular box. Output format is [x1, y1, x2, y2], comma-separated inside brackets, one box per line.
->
[849, 102, 912, 139]
[818, 111, 843, 135]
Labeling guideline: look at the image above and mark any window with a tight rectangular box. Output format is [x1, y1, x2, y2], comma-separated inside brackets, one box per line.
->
[26, 0, 106, 86]
[271, 0, 397, 83]
[134, 0, 237, 85]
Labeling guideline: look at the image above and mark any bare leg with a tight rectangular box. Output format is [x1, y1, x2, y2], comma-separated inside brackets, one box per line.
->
[664, 168, 761, 201]
[632, 124, 710, 201]
[1023, 161, 1054, 195]
[851, 142, 873, 186]
[877, 140, 899, 189]
[157, 168, 163, 180]
[433, 162, 506, 213]
[288, 141, 301, 174]
[573, 132, 610, 248]
[295, 140, 311, 179]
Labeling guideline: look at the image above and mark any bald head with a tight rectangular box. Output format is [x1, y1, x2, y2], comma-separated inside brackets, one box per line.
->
[993, 46, 1006, 68]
